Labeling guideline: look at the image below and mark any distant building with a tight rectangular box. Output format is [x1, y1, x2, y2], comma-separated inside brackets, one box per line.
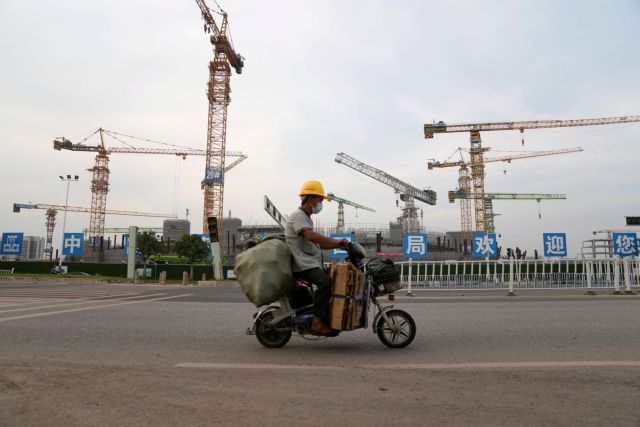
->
[163, 220, 190, 243]
[22, 236, 45, 260]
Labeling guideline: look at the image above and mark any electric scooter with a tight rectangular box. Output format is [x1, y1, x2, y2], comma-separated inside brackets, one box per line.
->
[246, 243, 416, 348]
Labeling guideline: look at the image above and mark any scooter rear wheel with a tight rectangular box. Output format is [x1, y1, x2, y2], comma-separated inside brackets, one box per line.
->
[376, 309, 416, 348]
[255, 311, 292, 348]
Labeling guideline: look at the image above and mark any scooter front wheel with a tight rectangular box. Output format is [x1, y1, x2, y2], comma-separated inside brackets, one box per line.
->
[376, 309, 416, 348]
[255, 311, 292, 348]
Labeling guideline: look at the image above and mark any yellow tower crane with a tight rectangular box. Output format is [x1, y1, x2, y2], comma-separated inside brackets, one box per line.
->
[424, 115, 640, 232]
[54, 128, 246, 243]
[194, 0, 244, 237]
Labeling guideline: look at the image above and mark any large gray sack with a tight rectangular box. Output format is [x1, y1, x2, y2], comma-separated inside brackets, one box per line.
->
[234, 239, 295, 307]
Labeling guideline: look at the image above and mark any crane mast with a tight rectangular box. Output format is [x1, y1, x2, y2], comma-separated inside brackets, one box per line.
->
[195, 0, 244, 238]
[335, 152, 436, 233]
[326, 192, 375, 234]
[424, 114, 639, 232]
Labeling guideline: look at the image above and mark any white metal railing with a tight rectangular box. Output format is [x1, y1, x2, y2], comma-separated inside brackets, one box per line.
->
[0, 268, 15, 275]
[396, 258, 640, 291]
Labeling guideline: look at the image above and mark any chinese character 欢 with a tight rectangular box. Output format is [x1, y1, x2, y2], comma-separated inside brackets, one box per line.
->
[474, 235, 495, 256]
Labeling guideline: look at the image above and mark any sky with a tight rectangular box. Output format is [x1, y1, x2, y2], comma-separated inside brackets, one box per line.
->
[1, 0, 639, 257]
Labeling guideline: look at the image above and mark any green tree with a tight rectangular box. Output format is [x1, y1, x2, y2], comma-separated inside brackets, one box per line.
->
[174, 234, 210, 280]
[136, 231, 164, 279]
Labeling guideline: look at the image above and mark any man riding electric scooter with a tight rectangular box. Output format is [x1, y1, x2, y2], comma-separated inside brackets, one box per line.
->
[284, 180, 350, 337]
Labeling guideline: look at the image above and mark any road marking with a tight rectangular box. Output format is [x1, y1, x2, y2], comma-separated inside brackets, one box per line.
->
[0, 293, 162, 314]
[175, 361, 640, 370]
[0, 294, 192, 322]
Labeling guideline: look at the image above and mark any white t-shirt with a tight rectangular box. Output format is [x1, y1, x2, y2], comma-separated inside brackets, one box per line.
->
[285, 208, 321, 272]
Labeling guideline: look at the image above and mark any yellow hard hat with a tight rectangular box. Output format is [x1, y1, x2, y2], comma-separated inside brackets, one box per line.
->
[299, 180, 327, 199]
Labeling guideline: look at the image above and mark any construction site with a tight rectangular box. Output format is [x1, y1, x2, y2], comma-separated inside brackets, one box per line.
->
[1, 1, 639, 278]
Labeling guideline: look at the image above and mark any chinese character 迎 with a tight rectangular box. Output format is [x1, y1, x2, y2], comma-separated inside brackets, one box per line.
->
[544, 234, 566, 256]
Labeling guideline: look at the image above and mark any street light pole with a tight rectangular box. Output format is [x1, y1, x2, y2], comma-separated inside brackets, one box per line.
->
[59, 174, 79, 268]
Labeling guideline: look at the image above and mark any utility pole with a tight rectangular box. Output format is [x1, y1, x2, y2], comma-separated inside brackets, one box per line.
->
[58, 174, 79, 268]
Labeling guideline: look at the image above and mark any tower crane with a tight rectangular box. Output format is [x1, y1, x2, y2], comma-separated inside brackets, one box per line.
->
[54, 128, 246, 242]
[13, 203, 177, 261]
[446, 191, 566, 233]
[429, 147, 583, 233]
[326, 192, 376, 234]
[335, 153, 436, 232]
[423, 115, 640, 232]
[194, 0, 244, 238]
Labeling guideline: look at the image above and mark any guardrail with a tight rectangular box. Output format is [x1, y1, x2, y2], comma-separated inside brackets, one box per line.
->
[396, 258, 639, 291]
[0, 268, 15, 275]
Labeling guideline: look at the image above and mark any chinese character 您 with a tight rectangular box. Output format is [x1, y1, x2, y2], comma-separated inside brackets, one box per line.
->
[474, 235, 495, 256]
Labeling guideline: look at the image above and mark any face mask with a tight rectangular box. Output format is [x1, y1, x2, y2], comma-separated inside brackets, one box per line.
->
[312, 201, 323, 214]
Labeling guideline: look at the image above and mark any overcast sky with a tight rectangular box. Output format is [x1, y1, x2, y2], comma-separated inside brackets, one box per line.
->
[1, 0, 639, 257]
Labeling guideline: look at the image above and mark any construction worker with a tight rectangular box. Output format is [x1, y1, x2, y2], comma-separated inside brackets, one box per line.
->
[285, 180, 350, 336]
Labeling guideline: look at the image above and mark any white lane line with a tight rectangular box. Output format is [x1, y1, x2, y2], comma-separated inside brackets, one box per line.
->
[0, 291, 139, 300]
[0, 293, 161, 314]
[175, 361, 640, 370]
[0, 293, 192, 322]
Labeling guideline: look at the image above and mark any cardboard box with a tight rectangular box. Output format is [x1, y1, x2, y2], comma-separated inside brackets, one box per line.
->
[330, 263, 366, 331]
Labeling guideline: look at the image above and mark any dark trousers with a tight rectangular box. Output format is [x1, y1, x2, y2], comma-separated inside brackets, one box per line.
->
[294, 267, 332, 324]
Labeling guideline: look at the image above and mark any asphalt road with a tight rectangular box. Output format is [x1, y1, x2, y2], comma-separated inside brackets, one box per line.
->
[1, 282, 639, 426]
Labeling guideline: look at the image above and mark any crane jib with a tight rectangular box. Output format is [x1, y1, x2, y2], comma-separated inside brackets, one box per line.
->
[424, 115, 640, 138]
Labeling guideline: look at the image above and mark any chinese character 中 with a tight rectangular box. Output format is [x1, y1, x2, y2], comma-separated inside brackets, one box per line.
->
[64, 235, 82, 255]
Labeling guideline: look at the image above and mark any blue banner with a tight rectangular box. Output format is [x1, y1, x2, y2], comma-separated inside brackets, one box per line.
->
[404, 233, 428, 258]
[543, 233, 567, 257]
[62, 233, 84, 256]
[472, 233, 497, 258]
[1, 233, 24, 255]
[204, 167, 224, 184]
[612, 232, 638, 257]
[124, 234, 129, 256]
[329, 234, 354, 259]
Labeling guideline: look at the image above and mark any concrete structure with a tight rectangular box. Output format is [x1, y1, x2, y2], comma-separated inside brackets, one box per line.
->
[163, 220, 190, 243]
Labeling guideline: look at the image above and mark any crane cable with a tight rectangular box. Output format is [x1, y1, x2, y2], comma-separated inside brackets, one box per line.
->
[103, 129, 201, 151]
